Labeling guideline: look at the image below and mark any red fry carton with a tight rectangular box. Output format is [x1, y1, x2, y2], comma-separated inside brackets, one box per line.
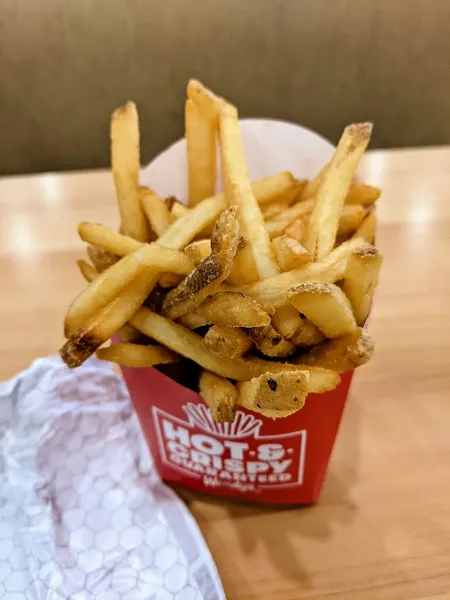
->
[121, 119, 355, 504]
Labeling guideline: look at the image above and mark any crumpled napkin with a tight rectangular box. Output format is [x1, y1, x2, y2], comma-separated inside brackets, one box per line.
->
[0, 356, 225, 600]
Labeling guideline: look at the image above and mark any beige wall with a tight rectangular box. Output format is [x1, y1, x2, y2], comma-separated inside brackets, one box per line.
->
[1, 0, 449, 175]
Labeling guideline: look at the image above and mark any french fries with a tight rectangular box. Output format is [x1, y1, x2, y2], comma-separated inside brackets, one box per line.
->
[110, 102, 148, 242]
[96, 343, 178, 367]
[343, 244, 383, 325]
[162, 207, 240, 319]
[299, 327, 374, 372]
[199, 371, 238, 423]
[272, 236, 312, 271]
[305, 123, 372, 260]
[60, 79, 382, 425]
[288, 282, 356, 338]
[192, 292, 270, 328]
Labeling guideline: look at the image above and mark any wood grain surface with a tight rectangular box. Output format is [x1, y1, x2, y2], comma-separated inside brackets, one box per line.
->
[1, 149, 449, 599]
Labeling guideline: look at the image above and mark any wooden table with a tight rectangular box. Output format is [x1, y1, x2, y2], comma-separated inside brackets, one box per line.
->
[1, 148, 450, 599]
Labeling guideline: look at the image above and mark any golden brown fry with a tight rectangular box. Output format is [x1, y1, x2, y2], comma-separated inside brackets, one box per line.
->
[251, 171, 300, 205]
[158, 273, 184, 288]
[110, 102, 148, 242]
[79, 224, 195, 274]
[199, 371, 238, 423]
[226, 239, 259, 286]
[87, 245, 117, 272]
[162, 207, 240, 319]
[305, 123, 372, 260]
[238, 370, 309, 417]
[170, 201, 189, 221]
[77, 260, 97, 283]
[291, 318, 326, 347]
[178, 312, 210, 329]
[272, 236, 312, 271]
[117, 324, 143, 343]
[300, 328, 374, 372]
[337, 204, 366, 237]
[184, 239, 211, 266]
[65, 245, 160, 337]
[353, 211, 377, 244]
[185, 99, 217, 207]
[262, 200, 289, 220]
[343, 244, 382, 325]
[130, 307, 336, 383]
[283, 215, 308, 244]
[346, 183, 381, 206]
[203, 325, 253, 359]
[270, 307, 303, 339]
[265, 199, 314, 238]
[140, 187, 171, 237]
[96, 343, 178, 367]
[300, 164, 328, 200]
[193, 292, 270, 328]
[60, 267, 160, 368]
[241, 237, 365, 309]
[248, 324, 295, 357]
[219, 102, 280, 279]
[187, 79, 223, 116]
[288, 282, 357, 338]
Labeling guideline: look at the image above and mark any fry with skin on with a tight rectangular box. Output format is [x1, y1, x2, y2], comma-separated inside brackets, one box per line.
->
[77, 260, 97, 283]
[96, 343, 178, 367]
[337, 204, 366, 237]
[192, 292, 271, 328]
[272, 236, 312, 271]
[240, 236, 365, 309]
[299, 327, 374, 372]
[203, 324, 253, 359]
[162, 207, 240, 319]
[247, 325, 295, 357]
[140, 187, 171, 237]
[345, 183, 381, 206]
[291, 317, 326, 347]
[305, 123, 372, 260]
[343, 244, 382, 325]
[110, 102, 148, 242]
[238, 370, 309, 417]
[130, 307, 339, 387]
[87, 245, 117, 272]
[288, 282, 357, 338]
[199, 371, 238, 423]
[353, 211, 377, 244]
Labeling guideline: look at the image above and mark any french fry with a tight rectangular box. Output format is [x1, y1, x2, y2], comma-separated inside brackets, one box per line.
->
[353, 211, 377, 244]
[288, 282, 357, 338]
[158, 273, 184, 288]
[130, 307, 339, 385]
[300, 327, 374, 372]
[343, 244, 382, 325]
[226, 238, 259, 286]
[238, 370, 309, 416]
[170, 201, 189, 221]
[265, 199, 314, 238]
[185, 98, 218, 207]
[248, 324, 295, 357]
[299, 164, 328, 201]
[346, 183, 381, 206]
[250, 171, 300, 205]
[60, 267, 160, 368]
[283, 214, 308, 244]
[270, 308, 303, 339]
[96, 343, 178, 367]
[77, 260, 97, 283]
[204, 324, 253, 359]
[117, 323, 143, 343]
[193, 292, 270, 328]
[262, 200, 290, 220]
[291, 318, 325, 347]
[87, 245, 117, 272]
[140, 187, 171, 237]
[178, 312, 210, 330]
[162, 207, 240, 319]
[187, 79, 223, 116]
[337, 204, 366, 237]
[272, 236, 312, 271]
[241, 237, 365, 309]
[110, 102, 148, 242]
[184, 239, 211, 266]
[199, 371, 238, 423]
[65, 245, 163, 337]
[305, 123, 372, 260]
[80, 225, 195, 274]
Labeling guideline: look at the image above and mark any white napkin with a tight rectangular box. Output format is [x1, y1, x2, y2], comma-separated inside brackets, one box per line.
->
[0, 356, 225, 600]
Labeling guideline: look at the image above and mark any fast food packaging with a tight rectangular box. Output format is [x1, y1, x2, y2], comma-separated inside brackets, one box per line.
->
[120, 119, 356, 505]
